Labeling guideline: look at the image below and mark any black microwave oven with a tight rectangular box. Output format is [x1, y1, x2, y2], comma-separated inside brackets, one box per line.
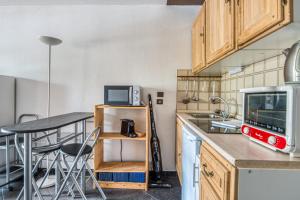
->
[104, 85, 142, 106]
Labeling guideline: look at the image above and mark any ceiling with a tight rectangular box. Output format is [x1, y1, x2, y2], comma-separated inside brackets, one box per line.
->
[0, 0, 202, 6]
[0, 0, 169, 6]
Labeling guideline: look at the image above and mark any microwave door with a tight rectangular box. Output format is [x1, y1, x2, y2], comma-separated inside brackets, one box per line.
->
[105, 86, 131, 105]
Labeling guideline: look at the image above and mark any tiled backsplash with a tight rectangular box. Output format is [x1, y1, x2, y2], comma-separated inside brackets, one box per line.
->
[176, 69, 221, 112]
[221, 54, 285, 119]
[177, 54, 285, 118]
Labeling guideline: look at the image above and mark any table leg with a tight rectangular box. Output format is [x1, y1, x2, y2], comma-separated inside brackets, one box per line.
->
[23, 134, 32, 200]
[55, 128, 61, 193]
[81, 120, 86, 193]
[5, 136, 10, 190]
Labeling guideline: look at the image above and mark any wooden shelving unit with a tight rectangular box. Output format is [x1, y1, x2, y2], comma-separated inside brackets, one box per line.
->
[99, 132, 146, 141]
[94, 104, 149, 191]
[95, 161, 146, 173]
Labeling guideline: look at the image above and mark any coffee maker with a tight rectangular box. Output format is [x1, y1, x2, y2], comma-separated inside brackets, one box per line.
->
[120, 119, 137, 138]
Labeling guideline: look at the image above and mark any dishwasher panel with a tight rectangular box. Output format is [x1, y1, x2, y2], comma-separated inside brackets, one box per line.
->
[182, 125, 202, 200]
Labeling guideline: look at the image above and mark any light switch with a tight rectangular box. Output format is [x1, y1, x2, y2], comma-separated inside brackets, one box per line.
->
[157, 92, 164, 98]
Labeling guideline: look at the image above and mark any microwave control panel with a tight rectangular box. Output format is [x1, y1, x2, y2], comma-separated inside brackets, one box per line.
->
[241, 124, 287, 150]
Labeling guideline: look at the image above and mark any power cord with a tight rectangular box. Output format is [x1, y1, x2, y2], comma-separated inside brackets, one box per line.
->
[120, 140, 123, 162]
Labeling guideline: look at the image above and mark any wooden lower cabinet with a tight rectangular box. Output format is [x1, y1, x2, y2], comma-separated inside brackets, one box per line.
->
[176, 118, 183, 185]
[201, 175, 221, 200]
[200, 142, 236, 200]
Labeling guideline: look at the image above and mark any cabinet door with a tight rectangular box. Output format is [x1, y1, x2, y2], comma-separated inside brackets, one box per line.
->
[176, 118, 183, 184]
[206, 0, 235, 64]
[201, 175, 221, 200]
[192, 4, 206, 74]
[237, 0, 284, 46]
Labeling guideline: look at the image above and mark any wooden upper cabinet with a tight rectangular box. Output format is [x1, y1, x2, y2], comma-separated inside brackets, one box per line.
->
[206, 0, 235, 64]
[237, 0, 286, 46]
[192, 4, 206, 74]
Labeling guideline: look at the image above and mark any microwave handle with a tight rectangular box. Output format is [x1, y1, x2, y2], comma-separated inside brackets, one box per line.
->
[129, 86, 133, 104]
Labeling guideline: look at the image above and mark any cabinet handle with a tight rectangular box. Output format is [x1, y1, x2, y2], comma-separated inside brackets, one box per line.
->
[237, 0, 240, 6]
[193, 163, 199, 187]
[282, 0, 287, 6]
[201, 26, 205, 43]
[202, 163, 214, 177]
[225, 0, 232, 14]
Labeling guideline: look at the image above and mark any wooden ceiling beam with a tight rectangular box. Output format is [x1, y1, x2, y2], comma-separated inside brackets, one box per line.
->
[167, 0, 204, 5]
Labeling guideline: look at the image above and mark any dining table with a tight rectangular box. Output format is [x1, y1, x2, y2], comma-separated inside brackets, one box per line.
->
[1, 112, 94, 200]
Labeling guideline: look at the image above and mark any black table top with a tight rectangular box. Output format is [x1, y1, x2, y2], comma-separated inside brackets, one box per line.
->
[1, 112, 94, 134]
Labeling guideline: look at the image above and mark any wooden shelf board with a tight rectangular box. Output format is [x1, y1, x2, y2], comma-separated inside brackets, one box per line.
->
[99, 181, 146, 190]
[99, 132, 146, 141]
[95, 104, 147, 110]
[95, 161, 146, 172]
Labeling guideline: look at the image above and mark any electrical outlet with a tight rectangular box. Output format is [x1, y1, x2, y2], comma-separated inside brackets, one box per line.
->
[157, 99, 163, 105]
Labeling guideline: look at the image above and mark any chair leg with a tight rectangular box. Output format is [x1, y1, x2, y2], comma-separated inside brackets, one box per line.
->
[16, 187, 24, 200]
[35, 152, 60, 191]
[56, 157, 76, 198]
[66, 155, 88, 195]
[54, 155, 87, 200]
[83, 160, 107, 200]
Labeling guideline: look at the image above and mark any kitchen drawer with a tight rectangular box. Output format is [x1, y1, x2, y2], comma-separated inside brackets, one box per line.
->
[201, 145, 230, 200]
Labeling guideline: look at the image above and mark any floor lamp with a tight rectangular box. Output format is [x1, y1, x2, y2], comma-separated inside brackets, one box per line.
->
[38, 36, 62, 188]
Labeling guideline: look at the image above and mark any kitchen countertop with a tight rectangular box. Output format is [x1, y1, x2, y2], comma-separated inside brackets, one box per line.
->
[177, 112, 300, 169]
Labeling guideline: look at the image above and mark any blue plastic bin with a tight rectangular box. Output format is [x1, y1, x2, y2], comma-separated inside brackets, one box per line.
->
[98, 172, 113, 181]
[113, 173, 129, 182]
[129, 172, 145, 183]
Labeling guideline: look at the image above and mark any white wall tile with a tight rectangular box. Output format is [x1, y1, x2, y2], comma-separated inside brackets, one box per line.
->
[230, 79, 237, 91]
[199, 81, 209, 92]
[265, 71, 278, 86]
[253, 73, 264, 87]
[265, 57, 278, 70]
[237, 77, 244, 90]
[278, 54, 286, 67]
[177, 103, 187, 110]
[279, 69, 284, 85]
[188, 103, 198, 110]
[245, 76, 253, 88]
[199, 103, 209, 110]
[254, 61, 265, 72]
[244, 64, 254, 75]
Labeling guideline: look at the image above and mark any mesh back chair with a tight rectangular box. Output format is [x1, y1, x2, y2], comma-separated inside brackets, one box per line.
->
[54, 127, 106, 200]
[0, 114, 38, 191]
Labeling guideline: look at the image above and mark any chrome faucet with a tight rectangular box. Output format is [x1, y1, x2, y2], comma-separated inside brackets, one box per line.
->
[209, 96, 230, 121]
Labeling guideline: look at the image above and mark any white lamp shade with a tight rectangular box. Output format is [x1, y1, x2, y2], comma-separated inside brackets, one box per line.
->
[40, 36, 62, 46]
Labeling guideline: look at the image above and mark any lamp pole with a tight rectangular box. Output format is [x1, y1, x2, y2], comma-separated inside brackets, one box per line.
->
[40, 36, 62, 117]
[39, 36, 62, 188]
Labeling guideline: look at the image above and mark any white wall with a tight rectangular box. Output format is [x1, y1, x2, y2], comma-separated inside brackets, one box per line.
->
[0, 5, 199, 170]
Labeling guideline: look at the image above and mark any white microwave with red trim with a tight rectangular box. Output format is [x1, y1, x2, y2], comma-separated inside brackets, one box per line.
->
[240, 85, 300, 157]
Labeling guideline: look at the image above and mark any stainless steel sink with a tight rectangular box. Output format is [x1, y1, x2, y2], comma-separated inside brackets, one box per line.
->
[188, 113, 219, 119]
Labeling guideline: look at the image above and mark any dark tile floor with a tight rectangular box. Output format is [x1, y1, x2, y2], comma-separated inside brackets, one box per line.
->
[0, 173, 181, 200]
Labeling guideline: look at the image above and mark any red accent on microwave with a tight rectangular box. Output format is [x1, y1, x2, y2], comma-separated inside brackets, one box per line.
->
[241, 125, 287, 150]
